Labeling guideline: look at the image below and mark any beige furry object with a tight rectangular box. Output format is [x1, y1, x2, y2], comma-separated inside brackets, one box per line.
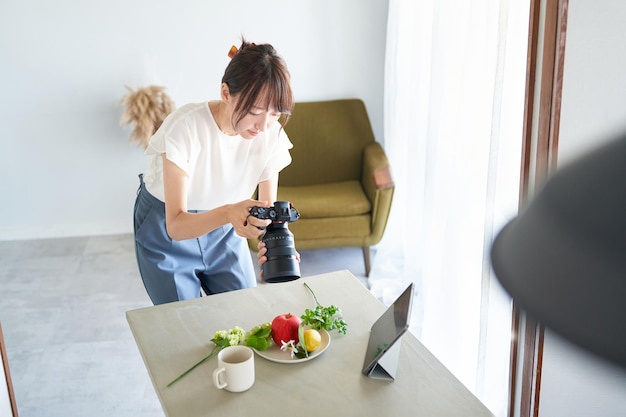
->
[119, 85, 175, 149]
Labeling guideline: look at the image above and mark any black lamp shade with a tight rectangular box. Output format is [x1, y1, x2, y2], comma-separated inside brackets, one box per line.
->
[491, 135, 626, 368]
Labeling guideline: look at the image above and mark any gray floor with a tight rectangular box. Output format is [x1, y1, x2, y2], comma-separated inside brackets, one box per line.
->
[0, 234, 370, 417]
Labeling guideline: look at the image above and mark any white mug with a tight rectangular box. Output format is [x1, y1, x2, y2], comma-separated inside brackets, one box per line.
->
[212, 345, 255, 392]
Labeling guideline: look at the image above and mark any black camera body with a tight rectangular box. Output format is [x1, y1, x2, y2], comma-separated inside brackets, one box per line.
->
[249, 201, 300, 283]
[249, 205, 300, 223]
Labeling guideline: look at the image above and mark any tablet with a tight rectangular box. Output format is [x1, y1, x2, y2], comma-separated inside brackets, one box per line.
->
[361, 282, 414, 380]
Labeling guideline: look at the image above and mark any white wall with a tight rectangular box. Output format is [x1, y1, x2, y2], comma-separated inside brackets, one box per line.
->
[539, 0, 626, 415]
[0, 0, 388, 240]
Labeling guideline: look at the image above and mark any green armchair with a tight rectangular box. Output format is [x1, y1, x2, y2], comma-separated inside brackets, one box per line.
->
[251, 99, 394, 276]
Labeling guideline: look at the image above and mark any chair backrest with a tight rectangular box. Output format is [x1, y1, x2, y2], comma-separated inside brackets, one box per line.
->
[0, 322, 18, 417]
[280, 99, 376, 186]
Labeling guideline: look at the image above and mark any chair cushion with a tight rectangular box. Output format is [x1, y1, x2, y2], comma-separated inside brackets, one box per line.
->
[278, 181, 371, 219]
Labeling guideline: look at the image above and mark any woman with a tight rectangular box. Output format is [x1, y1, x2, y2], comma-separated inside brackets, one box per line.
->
[134, 39, 294, 305]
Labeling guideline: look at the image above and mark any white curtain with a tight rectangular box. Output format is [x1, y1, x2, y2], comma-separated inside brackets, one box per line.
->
[369, 0, 530, 415]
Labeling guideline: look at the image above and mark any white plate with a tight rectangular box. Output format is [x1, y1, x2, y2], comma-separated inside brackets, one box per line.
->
[253, 329, 330, 363]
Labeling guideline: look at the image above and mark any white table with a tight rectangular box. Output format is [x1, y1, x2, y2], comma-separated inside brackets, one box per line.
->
[126, 270, 494, 417]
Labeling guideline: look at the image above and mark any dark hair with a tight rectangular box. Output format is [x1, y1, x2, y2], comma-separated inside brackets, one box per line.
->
[221, 38, 294, 128]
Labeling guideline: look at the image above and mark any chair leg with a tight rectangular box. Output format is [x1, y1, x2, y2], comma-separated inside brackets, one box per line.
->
[362, 246, 371, 277]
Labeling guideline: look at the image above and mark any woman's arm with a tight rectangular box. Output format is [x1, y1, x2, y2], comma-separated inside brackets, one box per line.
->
[161, 154, 269, 241]
[257, 173, 279, 204]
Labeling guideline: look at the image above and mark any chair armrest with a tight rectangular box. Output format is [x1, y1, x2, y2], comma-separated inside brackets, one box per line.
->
[362, 142, 394, 200]
[362, 142, 395, 244]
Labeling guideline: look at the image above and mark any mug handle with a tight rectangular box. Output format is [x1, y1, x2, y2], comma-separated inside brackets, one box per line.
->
[212, 367, 227, 389]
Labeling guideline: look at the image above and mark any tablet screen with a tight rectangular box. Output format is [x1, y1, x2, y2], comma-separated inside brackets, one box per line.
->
[361, 283, 414, 376]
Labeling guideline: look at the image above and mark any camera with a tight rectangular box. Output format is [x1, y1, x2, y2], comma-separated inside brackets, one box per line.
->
[249, 201, 300, 283]
[249, 204, 300, 223]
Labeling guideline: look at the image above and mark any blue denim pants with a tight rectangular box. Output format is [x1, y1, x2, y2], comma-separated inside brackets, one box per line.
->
[133, 175, 256, 305]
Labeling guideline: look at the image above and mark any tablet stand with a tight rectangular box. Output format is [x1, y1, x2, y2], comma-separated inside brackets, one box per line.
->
[365, 336, 402, 380]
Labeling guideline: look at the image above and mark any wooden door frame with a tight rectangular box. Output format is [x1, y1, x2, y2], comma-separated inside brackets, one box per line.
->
[509, 1, 569, 416]
[0, 322, 18, 417]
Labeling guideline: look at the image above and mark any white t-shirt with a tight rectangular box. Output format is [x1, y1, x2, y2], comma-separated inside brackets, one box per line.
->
[142, 102, 293, 210]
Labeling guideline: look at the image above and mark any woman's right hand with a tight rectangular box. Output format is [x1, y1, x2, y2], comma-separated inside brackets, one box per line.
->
[230, 199, 272, 239]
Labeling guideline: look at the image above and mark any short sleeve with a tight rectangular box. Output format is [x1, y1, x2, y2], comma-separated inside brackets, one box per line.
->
[145, 117, 192, 175]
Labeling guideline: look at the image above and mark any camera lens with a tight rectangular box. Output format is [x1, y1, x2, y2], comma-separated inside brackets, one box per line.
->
[261, 222, 300, 283]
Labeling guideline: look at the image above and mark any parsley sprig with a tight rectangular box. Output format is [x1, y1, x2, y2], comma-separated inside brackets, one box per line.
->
[300, 282, 348, 335]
